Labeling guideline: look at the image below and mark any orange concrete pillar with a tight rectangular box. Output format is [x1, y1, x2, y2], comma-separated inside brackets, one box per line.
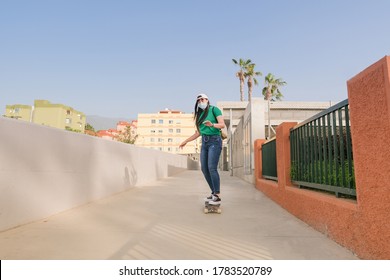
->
[275, 122, 297, 188]
[254, 139, 266, 183]
[347, 56, 390, 259]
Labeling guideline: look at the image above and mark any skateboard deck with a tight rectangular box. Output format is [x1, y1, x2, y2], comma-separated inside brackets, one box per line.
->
[204, 201, 221, 214]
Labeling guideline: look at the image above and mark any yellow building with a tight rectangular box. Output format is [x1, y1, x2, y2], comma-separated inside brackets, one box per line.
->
[5, 104, 33, 121]
[135, 109, 200, 154]
[4, 100, 86, 133]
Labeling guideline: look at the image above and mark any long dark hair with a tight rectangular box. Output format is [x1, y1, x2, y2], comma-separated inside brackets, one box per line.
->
[193, 100, 210, 132]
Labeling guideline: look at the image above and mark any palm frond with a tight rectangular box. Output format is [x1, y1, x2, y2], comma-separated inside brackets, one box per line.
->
[263, 72, 286, 101]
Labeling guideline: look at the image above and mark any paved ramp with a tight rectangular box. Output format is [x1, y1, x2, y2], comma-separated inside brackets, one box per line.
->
[0, 171, 358, 260]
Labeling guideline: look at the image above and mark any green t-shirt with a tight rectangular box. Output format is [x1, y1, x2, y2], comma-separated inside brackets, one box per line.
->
[199, 106, 223, 136]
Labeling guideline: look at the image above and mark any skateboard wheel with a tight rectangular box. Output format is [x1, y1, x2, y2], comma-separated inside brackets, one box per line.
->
[217, 208, 222, 214]
[204, 208, 209, 214]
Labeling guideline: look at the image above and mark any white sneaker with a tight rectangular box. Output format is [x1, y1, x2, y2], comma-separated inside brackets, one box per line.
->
[209, 195, 221, 205]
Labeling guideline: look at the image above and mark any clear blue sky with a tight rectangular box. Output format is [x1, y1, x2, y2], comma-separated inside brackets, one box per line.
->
[1, 0, 390, 119]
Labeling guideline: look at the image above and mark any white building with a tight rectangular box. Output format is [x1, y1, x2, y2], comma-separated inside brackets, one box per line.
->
[217, 98, 339, 183]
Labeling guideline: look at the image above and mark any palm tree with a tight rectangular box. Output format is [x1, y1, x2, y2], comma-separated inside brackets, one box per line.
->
[262, 73, 287, 138]
[262, 73, 286, 101]
[244, 64, 262, 101]
[232, 58, 254, 101]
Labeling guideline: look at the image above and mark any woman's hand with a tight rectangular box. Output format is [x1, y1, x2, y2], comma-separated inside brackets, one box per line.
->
[179, 131, 200, 149]
[179, 141, 187, 149]
[203, 120, 213, 127]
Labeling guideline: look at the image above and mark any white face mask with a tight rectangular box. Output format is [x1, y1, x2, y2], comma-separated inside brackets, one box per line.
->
[198, 102, 208, 110]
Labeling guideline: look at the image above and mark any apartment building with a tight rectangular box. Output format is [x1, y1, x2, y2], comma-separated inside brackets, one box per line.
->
[4, 100, 86, 133]
[4, 104, 33, 121]
[135, 109, 199, 154]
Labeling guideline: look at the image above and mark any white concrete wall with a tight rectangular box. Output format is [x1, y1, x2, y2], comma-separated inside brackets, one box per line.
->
[0, 117, 190, 231]
[229, 99, 266, 184]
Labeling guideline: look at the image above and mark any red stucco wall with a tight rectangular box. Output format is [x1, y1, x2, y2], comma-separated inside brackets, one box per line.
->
[254, 56, 390, 259]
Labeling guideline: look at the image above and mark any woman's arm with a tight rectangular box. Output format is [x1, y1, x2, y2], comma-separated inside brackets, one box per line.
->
[179, 130, 200, 149]
[203, 115, 225, 129]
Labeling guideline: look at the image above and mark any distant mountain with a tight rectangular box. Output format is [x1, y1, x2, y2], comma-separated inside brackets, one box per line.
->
[86, 115, 134, 131]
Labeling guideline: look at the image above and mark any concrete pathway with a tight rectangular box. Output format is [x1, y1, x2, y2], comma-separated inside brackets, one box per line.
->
[0, 170, 358, 260]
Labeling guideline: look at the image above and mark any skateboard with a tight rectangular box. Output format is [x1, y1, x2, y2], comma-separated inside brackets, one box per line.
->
[204, 201, 222, 214]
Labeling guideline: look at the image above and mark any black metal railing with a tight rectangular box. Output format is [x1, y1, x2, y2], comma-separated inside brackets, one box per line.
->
[262, 138, 277, 181]
[290, 99, 356, 198]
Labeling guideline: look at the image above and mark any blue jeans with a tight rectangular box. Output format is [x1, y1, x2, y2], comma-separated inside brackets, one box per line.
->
[200, 135, 222, 194]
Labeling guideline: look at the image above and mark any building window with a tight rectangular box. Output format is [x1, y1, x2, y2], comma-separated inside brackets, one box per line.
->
[159, 119, 163, 124]
[168, 138, 173, 142]
[158, 129, 163, 134]
[169, 120, 174, 124]
[65, 118, 72, 124]
[151, 119, 156, 124]
[176, 129, 181, 133]
[169, 129, 173, 133]
[66, 110, 71, 115]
